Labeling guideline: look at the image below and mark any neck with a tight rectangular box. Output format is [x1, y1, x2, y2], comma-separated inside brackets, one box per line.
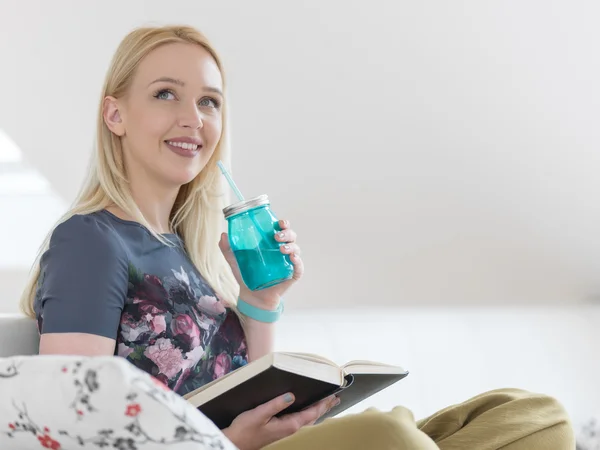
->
[110, 173, 180, 234]
[130, 180, 180, 234]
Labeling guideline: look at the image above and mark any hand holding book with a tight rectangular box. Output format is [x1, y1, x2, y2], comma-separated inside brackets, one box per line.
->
[222, 391, 340, 450]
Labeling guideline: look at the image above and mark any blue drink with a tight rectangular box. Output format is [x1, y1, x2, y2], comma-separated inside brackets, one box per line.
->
[223, 195, 294, 290]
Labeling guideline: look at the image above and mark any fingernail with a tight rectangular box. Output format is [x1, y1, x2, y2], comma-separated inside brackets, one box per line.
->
[279, 232, 285, 239]
[335, 398, 341, 406]
[284, 245, 290, 250]
[326, 399, 339, 413]
[284, 393, 294, 403]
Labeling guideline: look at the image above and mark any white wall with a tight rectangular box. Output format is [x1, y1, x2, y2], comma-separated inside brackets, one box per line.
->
[275, 306, 600, 428]
[0, 188, 66, 312]
[3, 1, 600, 308]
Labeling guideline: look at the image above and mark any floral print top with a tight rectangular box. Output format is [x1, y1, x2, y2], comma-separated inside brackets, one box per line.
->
[34, 210, 248, 397]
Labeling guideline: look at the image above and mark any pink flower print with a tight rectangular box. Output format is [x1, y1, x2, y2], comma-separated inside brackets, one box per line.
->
[144, 338, 183, 379]
[135, 301, 165, 316]
[198, 295, 226, 316]
[173, 368, 191, 393]
[131, 275, 169, 314]
[120, 313, 151, 342]
[117, 343, 134, 358]
[213, 352, 232, 380]
[182, 345, 205, 374]
[237, 338, 247, 355]
[150, 315, 166, 334]
[170, 314, 201, 348]
[174, 346, 205, 392]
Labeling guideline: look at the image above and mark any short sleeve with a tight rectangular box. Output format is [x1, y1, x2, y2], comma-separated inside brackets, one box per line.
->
[35, 214, 129, 339]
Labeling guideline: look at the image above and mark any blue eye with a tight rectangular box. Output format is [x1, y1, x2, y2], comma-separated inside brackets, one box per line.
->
[198, 97, 220, 109]
[154, 89, 175, 100]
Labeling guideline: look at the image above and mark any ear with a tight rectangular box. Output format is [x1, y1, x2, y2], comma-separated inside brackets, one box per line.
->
[102, 96, 125, 136]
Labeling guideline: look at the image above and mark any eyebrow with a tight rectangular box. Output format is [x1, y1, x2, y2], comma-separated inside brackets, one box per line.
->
[148, 77, 223, 97]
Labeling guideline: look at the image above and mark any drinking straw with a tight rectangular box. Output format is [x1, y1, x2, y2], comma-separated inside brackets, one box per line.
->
[217, 160, 276, 247]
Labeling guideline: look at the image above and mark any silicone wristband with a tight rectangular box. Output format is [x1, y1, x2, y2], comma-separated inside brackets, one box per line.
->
[237, 298, 284, 323]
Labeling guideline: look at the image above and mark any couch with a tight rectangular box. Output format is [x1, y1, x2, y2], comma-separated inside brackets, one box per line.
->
[0, 313, 39, 357]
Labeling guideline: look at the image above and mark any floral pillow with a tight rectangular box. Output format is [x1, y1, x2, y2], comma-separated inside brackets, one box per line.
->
[0, 355, 236, 450]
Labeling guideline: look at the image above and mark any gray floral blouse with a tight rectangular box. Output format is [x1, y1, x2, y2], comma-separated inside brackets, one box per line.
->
[34, 210, 248, 396]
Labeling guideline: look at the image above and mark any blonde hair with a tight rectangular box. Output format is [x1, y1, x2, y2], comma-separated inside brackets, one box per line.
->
[19, 24, 239, 318]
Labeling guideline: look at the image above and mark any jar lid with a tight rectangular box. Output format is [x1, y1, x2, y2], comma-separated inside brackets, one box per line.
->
[223, 194, 270, 219]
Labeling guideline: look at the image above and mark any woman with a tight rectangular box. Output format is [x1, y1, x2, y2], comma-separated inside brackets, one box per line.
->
[20, 25, 575, 450]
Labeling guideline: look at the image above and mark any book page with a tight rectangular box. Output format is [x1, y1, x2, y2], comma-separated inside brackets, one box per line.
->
[279, 352, 340, 368]
[342, 360, 407, 375]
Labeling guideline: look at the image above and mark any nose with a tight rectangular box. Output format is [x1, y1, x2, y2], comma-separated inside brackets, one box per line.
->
[177, 103, 203, 129]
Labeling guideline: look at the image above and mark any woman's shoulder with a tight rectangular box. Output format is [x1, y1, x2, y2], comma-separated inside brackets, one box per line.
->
[48, 210, 130, 260]
[53, 210, 114, 234]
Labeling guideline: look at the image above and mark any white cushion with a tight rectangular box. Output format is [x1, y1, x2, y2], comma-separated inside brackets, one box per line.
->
[0, 355, 236, 449]
[0, 314, 39, 357]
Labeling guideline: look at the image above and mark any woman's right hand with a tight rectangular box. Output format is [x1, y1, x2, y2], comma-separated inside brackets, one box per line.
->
[222, 392, 340, 450]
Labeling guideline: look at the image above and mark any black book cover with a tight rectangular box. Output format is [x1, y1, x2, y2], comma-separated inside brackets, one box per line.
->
[197, 366, 349, 429]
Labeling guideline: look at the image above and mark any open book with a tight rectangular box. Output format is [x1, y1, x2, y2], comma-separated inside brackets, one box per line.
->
[183, 352, 409, 429]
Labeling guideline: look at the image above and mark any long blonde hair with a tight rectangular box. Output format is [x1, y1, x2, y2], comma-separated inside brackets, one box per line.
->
[19, 24, 239, 318]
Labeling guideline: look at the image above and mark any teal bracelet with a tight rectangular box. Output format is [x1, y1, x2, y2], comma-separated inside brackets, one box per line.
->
[237, 298, 284, 323]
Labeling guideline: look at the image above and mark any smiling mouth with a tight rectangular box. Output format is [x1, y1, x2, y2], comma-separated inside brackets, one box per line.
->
[164, 140, 202, 158]
[165, 140, 200, 151]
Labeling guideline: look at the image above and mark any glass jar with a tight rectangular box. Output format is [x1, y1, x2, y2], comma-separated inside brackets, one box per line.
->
[223, 195, 294, 291]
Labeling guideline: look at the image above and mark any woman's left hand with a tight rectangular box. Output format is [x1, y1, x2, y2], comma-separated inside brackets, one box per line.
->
[219, 219, 303, 311]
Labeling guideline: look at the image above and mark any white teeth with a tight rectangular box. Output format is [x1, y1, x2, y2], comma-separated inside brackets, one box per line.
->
[166, 141, 199, 151]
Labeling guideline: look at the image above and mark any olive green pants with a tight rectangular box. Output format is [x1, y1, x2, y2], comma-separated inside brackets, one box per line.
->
[265, 388, 575, 450]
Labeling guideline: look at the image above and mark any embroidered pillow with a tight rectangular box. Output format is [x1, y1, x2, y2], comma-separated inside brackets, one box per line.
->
[0, 355, 236, 450]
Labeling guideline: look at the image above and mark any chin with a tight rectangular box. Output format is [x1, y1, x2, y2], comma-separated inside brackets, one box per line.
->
[162, 154, 212, 187]
[181, 162, 211, 183]
[168, 170, 201, 187]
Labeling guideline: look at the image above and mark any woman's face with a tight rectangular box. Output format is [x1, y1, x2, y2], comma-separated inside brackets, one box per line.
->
[106, 42, 224, 188]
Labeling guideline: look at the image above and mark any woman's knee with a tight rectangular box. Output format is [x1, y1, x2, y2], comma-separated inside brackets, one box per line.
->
[351, 407, 412, 431]
[491, 389, 570, 418]
[336, 407, 438, 449]
[482, 388, 576, 447]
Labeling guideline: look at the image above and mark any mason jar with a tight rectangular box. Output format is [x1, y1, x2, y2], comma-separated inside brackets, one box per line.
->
[223, 195, 294, 290]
